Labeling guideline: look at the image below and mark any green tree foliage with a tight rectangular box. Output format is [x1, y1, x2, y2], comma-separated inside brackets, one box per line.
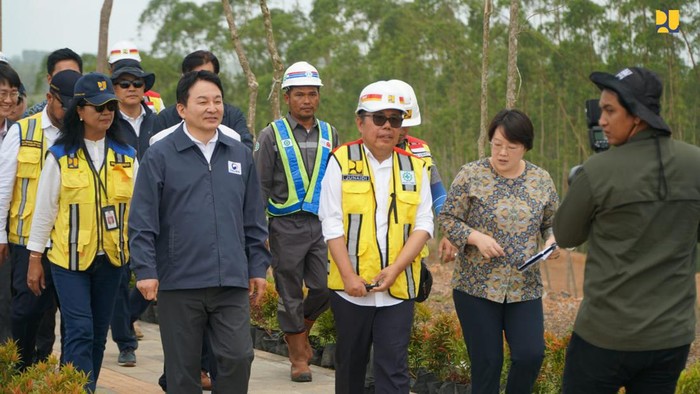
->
[140, 0, 700, 193]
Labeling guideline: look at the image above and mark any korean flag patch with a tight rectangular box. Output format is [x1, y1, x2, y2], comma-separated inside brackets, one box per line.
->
[228, 161, 242, 175]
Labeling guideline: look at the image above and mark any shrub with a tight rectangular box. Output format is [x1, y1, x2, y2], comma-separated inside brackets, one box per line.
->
[416, 311, 469, 383]
[249, 277, 280, 331]
[677, 362, 700, 394]
[533, 332, 570, 394]
[0, 340, 88, 394]
[313, 308, 337, 346]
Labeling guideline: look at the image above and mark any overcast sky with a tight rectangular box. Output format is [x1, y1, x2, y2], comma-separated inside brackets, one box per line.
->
[2, 0, 302, 59]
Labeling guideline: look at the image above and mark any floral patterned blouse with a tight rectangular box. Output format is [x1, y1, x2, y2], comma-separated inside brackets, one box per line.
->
[438, 158, 558, 303]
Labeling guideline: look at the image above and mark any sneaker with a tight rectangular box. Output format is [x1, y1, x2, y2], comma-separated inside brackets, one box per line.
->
[118, 349, 137, 367]
[133, 321, 144, 340]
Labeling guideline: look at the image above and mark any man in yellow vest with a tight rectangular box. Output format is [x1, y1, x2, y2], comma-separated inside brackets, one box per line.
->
[0, 70, 81, 369]
[254, 61, 338, 382]
[319, 80, 433, 393]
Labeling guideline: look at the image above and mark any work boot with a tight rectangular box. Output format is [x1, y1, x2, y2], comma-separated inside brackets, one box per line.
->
[285, 332, 312, 382]
[303, 319, 315, 364]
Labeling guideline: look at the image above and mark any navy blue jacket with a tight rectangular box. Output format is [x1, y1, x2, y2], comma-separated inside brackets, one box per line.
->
[153, 103, 254, 150]
[128, 124, 270, 290]
[116, 102, 157, 160]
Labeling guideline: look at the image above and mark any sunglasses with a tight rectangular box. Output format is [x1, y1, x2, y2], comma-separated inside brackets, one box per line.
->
[86, 101, 119, 113]
[361, 113, 403, 128]
[116, 80, 145, 89]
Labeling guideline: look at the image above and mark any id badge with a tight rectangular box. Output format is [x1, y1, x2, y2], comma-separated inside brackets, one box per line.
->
[102, 205, 119, 231]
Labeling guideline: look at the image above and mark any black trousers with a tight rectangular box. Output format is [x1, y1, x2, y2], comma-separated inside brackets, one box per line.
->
[158, 287, 253, 394]
[453, 290, 544, 394]
[563, 332, 689, 394]
[331, 292, 414, 394]
[9, 244, 57, 369]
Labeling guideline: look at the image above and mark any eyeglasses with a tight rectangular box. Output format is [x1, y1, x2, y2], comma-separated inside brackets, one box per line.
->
[51, 94, 67, 111]
[361, 113, 403, 128]
[0, 89, 19, 101]
[490, 140, 523, 153]
[86, 101, 119, 113]
[115, 80, 145, 89]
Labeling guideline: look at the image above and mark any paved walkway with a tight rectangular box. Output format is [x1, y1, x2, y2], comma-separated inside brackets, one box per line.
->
[55, 321, 336, 393]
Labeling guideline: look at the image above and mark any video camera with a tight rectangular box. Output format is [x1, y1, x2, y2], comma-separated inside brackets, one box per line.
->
[568, 99, 610, 185]
[585, 99, 609, 153]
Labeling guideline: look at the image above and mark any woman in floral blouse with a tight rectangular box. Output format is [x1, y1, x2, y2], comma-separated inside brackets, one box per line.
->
[438, 109, 559, 394]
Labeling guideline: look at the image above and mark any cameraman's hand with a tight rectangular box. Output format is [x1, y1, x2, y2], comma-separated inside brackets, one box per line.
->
[469, 231, 505, 259]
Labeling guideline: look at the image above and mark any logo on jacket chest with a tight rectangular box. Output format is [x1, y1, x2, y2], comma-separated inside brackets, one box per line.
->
[228, 161, 242, 175]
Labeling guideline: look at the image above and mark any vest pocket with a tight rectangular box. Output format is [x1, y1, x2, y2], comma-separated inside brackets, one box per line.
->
[16, 147, 41, 179]
[112, 165, 134, 199]
[61, 171, 91, 203]
[75, 229, 93, 253]
[342, 181, 372, 213]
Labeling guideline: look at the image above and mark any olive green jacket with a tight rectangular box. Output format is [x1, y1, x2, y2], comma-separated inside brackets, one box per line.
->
[554, 128, 700, 351]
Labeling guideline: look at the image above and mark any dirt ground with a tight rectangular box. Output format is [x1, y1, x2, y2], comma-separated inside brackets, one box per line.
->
[423, 242, 700, 365]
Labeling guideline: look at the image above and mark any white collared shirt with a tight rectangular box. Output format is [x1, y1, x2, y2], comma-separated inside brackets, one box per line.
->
[182, 124, 218, 163]
[120, 106, 146, 137]
[318, 145, 433, 307]
[150, 121, 241, 147]
[0, 107, 60, 244]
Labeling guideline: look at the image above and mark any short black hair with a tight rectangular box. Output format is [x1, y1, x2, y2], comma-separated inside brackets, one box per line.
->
[47, 48, 83, 75]
[0, 63, 21, 89]
[487, 109, 534, 150]
[181, 50, 220, 74]
[176, 71, 224, 105]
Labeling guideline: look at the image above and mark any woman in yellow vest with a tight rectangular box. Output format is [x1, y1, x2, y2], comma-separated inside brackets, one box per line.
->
[25, 73, 135, 393]
[319, 81, 433, 393]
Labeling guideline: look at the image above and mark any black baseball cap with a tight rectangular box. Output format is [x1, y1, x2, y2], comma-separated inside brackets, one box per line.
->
[590, 67, 671, 134]
[49, 70, 82, 106]
[111, 59, 156, 92]
[73, 72, 118, 106]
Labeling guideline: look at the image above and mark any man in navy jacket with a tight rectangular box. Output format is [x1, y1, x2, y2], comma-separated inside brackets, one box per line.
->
[129, 71, 270, 393]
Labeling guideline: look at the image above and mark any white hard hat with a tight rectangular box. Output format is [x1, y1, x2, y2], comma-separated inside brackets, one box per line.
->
[389, 79, 421, 127]
[108, 40, 142, 64]
[355, 80, 407, 114]
[0, 52, 9, 64]
[281, 61, 323, 89]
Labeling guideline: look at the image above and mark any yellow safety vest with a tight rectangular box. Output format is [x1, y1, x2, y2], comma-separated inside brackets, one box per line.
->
[8, 113, 46, 245]
[47, 140, 135, 271]
[404, 136, 434, 260]
[327, 140, 426, 300]
[143, 94, 164, 114]
[405, 136, 434, 170]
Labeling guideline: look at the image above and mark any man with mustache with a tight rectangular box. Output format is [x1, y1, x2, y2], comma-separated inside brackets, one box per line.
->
[254, 61, 338, 382]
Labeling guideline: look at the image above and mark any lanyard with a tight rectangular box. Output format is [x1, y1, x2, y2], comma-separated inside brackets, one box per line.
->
[81, 139, 108, 199]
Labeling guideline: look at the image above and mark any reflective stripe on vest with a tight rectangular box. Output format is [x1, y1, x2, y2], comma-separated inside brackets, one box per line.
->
[267, 118, 332, 216]
[8, 114, 45, 245]
[327, 142, 424, 300]
[48, 141, 135, 271]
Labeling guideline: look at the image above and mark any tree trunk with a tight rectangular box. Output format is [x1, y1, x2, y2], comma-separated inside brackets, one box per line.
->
[506, 0, 520, 109]
[259, 0, 284, 120]
[478, 0, 493, 159]
[0, 0, 3, 51]
[96, 0, 114, 74]
[222, 0, 259, 138]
